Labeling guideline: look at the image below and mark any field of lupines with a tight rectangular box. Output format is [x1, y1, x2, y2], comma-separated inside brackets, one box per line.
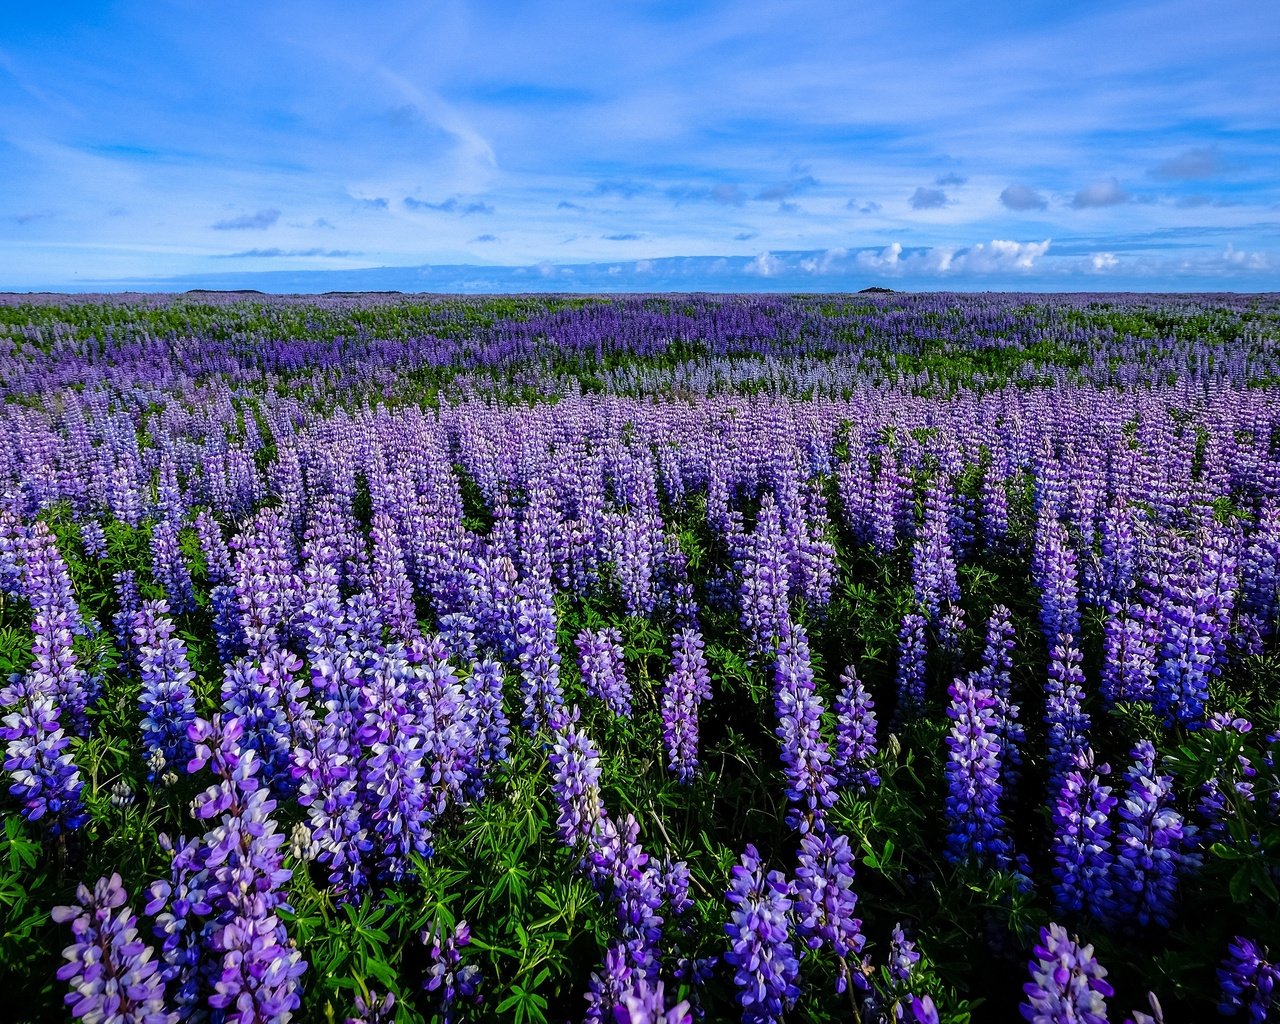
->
[1, 291, 1279, 1024]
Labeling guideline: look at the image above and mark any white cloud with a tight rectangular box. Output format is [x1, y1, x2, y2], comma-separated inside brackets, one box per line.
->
[745, 251, 783, 276]
[950, 238, 1050, 273]
[799, 247, 847, 273]
[1223, 243, 1269, 269]
[1091, 251, 1119, 271]
[856, 241, 903, 271]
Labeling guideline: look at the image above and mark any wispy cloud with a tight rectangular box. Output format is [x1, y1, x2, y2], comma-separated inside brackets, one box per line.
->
[935, 172, 966, 186]
[211, 209, 281, 230]
[1071, 179, 1131, 209]
[1000, 184, 1048, 211]
[9, 210, 56, 225]
[1149, 146, 1228, 180]
[665, 184, 746, 206]
[909, 186, 948, 209]
[403, 197, 494, 215]
[603, 232, 641, 240]
[214, 247, 359, 258]
[755, 175, 819, 201]
[470, 234, 499, 242]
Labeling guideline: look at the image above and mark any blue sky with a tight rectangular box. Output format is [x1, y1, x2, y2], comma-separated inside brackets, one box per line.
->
[1, 0, 1277, 292]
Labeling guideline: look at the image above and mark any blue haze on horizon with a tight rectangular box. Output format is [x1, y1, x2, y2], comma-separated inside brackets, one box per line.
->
[1, 0, 1277, 293]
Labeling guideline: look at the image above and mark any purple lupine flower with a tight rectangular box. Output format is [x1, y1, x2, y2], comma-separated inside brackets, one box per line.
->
[943, 674, 1011, 870]
[894, 613, 928, 721]
[738, 494, 791, 651]
[346, 991, 396, 1024]
[724, 844, 801, 1024]
[438, 611, 480, 661]
[357, 649, 433, 883]
[888, 923, 920, 983]
[909, 994, 941, 1024]
[577, 627, 632, 718]
[975, 605, 1024, 785]
[134, 599, 197, 780]
[23, 520, 93, 736]
[1101, 599, 1158, 705]
[1020, 923, 1113, 1024]
[194, 509, 233, 586]
[612, 976, 693, 1024]
[833, 664, 879, 793]
[793, 829, 865, 994]
[463, 658, 510, 798]
[549, 715, 604, 847]
[773, 624, 837, 833]
[514, 595, 566, 733]
[1219, 936, 1277, 1022]
[51, 872, 174, 1024]
[1034, 513, 1080, 647]
[911, 475, 960, 624]
[293, 656, 369, 896]
[0, 505, 26, 598]
[1051, 748, 1117, 922]
[661, 628, 711, 783]
[80, 519, 108, 559]
[421, 920, 482, 1024]
[586, 943, 634, 1024]
[370, 511, 420, 644]
[146, 833, 212, 1020]
[113, 570, 144, 665]
[1045, 636, 1090, 784]
[0, 672, 86, 833]
[221, 656, 293, 791]
[1113, 740, 1200, 929]
[186, 715, 307, 1022]
[151, 517, 196, 615]
[585, 812, 667, 978]
[231, 507, 296, 659]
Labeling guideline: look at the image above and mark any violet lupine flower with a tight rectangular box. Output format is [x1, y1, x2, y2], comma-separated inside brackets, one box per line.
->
[421, 920, 482, 1024]
[438, 611, 480, 661]
[888, 924, 920, 983]
[1034, 513, 1081, 648]
[549, 715, 604, 847]
[911, 476, 960, 624]
[832, 664, 879, 793]
[738, 494, 792, 651]
[134, 599, 196, 780]
[585, 811, 667, 979]
[1051, 748, 1117, 922]
[293, 658, 369, 896]
[773, 624, 837, 833]
[1152, 546, 1219, 729]
[113, 570, 144, 665]
[577, 627, 632, 718]
[793, 829, 865, 994]
[723, 844, 801, 1024]
[612, 976, 693, 1024]
[894, 614, 928, 721]
[221, 656, 293, 791]
[51, 872, 174, 1024]
[194, 509, 233, 586]
[370, 511, 420, 644]
[146, 833, 212, 1020]
[23, 520, 94, 736]
[661, 628, 711, 783]
[975, 606, 1023, 785]
[463, 658, 510, 798]
[0, 505, 26, 598]
[909, 994, 941, 1024]
[80, 519, 107, 559]
[0, 672, 86, 833]
[187, 715, 307, 1022]
[1045, 636, 1090, 784]
[231, 507, 296, 659]
[1101, 599, 1158, 706]
[151, 517, 196, 615]
[515, 596, 567, 733]
[1019, 923, 1113, 1024]
[1112, 740, 1200, 929]
[357, 650, 433, 884]
[346, 991, 396, 1024]
[1219, 936, 1277, 1022]
[943, 674, 1011, 870]
[937, 602, 967, 661]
